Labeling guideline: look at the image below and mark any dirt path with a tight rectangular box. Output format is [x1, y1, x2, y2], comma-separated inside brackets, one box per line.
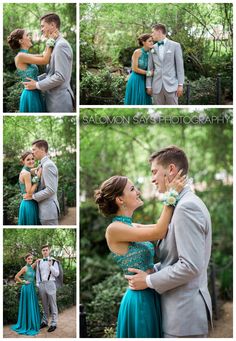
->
[209, 301, 233, 338]
[59, 207, 76, 225]
[4, 306, 76, 338]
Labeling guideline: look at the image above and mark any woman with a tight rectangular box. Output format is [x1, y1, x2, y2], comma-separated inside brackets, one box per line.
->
[11, 253, 40, 335]
[124, 34, 153, 105]
[94, 172, 185, 338]
[7, 29, 56, 112]
[18, 151, 41, 225]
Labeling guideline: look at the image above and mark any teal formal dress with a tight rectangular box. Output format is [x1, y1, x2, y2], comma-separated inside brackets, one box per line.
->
[11, 264, 40, 336]
[124, 48, 152, 105]
[17, 49, 45, 113]
[18, 167, 40, 225]
[112, 216, 162, 338]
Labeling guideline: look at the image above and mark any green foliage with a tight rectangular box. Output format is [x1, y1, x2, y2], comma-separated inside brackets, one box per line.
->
[3, 3, 76, 112]
[80, 3, 233, 104]
[3, 228, 76, 278]
[86, 273, 127, 337]
[3, 285, 19, 324]
[3, 116, 76, 224]
[80, 69, 126, 104]
[180, 77, 216, 105]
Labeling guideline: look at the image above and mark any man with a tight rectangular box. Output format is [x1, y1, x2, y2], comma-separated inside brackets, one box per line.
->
[126, 146, 212, 337]
[24, 139, 60, 225]
[146, 24, 184, 105]
[36, 245, 61, 332]
[23, 13, 74, 112]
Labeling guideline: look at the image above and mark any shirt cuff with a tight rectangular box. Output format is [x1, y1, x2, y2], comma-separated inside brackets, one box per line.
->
[36, 82, 41, 90]
[178, 84, 183, 86]
[32, 193, 35, 200]
[146, 274, 154, 288]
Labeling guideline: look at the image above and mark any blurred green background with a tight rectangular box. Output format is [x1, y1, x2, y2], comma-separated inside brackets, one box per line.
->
[80, 108, 232, 337]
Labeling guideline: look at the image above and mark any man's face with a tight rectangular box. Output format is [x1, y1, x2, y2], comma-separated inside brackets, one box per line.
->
[32, 145, 44, 160]
[152, 29, 162, 42]
[42, 247, 50, 258]
[41, 19, 54, 38]
[151, 160, 169, 193]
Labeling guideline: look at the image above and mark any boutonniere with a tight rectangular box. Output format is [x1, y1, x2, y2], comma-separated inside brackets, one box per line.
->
[151, 48, 157, 54]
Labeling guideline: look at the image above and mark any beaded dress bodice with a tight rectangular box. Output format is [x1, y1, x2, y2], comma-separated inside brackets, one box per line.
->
[17, 64, 39, 82]
[111, 216, 155, 275]
[24, 264, 35, 283]
[137, 48, 149, 71]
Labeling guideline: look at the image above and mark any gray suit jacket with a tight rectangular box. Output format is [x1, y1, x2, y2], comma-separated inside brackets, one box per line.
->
[38, 35, 74, 112]
[150, 186, 212, 336]
[33, 156, 60, 221]
[146, 39, 184, 94]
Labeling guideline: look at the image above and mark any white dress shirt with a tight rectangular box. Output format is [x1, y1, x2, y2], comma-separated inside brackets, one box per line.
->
[157, 37, 167, 62]
[36, 258, 59, 286]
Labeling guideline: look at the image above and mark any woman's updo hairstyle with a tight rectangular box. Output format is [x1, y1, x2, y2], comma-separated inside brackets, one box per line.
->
[94, 176, 128, 216]
[7, 29, 25, 50]
[24, 253, 33, 260]
[20, 150, 33, 165]
[138, 33, 152, 47]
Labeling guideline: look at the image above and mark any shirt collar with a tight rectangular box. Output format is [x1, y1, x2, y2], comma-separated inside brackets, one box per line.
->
[40, 155, 48, 165]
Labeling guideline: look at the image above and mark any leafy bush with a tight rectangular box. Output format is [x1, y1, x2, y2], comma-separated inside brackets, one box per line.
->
[197, 185, 233, 300]
[85, 273, 127, 337]
[180, 76, 217, 105]
[80, 68, 126, 104]
[80, 40, 104, 68]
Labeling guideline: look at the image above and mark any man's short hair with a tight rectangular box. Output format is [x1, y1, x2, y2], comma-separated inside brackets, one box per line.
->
[149, 145, 189, 175]
[152, 23, 167, 35]
[32, 139, 48, 153]
[41, 244, 50, 250]
[40, 13, 61, 29]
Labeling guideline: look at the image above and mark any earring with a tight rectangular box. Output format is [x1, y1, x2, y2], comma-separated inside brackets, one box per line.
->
[122, 203, 126, 209]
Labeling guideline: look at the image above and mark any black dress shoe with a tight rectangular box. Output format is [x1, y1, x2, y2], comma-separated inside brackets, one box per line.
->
[48, 325, 57, 332]
[40, 322, 48, 329]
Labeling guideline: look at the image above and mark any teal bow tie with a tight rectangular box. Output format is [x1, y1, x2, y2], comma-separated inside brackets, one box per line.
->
[43, 258, 48, 261]
[157, 41, 164, 46]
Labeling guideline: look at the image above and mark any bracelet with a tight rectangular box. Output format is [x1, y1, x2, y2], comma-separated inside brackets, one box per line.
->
[32, 176, 40, 184]
[146, 70, 152, 77]
[46, 38, 56, 48]
[162, 189, 179, 207]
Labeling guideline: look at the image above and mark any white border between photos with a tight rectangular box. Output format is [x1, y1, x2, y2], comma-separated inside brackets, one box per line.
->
[1, 1, 79, 341]
[0, 0, 234, 341]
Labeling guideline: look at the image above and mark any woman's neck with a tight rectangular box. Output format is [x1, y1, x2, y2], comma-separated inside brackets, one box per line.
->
[20, 44, 29, 52]
[115, 209, 134, 218]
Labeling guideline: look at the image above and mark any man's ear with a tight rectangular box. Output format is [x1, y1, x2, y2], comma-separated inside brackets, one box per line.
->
[168, 163, 177, 176]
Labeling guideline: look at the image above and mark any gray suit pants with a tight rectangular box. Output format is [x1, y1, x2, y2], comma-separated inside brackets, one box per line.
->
[39, 281, 58, 326]
[153, 86, 178, 105]
[40, 219, 58, 226]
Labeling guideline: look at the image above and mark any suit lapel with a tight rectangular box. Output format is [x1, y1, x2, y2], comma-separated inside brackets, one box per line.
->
[156, 186, 192, 248]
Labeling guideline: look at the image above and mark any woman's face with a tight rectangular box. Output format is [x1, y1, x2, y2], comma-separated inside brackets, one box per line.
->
[26, 255, 33, 264]
[143, 37, 154, 50]
[120, 179, 143, 211]
[20, 31, 32, 49]
[23, 153, 35, 168]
